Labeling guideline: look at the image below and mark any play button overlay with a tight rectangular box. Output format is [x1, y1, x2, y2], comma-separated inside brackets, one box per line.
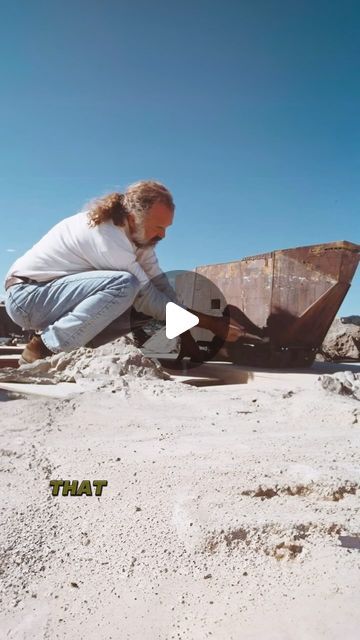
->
[130, 269, 229, 370]
[130, 269, 228, 369]
[165, 302, 199, 339]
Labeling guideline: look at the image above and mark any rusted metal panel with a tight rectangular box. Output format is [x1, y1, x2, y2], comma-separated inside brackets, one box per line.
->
[195, 256, 273, 329]
[178, 241, 359, 351]
[0, 303, 25, 338]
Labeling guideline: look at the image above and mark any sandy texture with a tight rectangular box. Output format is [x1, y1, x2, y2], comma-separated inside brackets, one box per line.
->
[0, 361, 360, 639]
[318, 371, 360, 400]
[0, 336, 169, 388]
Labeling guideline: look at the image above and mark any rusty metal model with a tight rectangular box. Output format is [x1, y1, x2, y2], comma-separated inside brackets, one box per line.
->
[176, 241, 360, 367]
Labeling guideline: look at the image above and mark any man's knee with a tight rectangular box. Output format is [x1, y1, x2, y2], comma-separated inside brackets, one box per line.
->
[126, 273, 141, 298]
[107, 272, 141, 300]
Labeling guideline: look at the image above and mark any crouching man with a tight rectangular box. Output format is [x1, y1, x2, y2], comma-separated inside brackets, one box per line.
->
[4, 180, 244, 364]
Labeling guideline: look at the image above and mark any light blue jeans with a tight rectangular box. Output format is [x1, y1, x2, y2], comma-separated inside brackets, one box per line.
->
[4, 271, 143, 353]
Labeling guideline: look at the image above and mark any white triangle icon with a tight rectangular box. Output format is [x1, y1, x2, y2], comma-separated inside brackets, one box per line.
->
[165, 302, 199, 339]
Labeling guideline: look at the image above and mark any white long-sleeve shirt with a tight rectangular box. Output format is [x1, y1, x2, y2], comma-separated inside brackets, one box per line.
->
[5, 211, 177, 320]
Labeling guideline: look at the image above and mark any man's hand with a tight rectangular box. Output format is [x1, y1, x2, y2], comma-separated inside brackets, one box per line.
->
[224, 319, 247, 342]
[210, 316, 246, 342]
[186, 306, 254, 344]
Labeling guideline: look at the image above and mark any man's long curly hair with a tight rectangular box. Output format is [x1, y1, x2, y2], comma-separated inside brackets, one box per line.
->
[87, 180, 175, 227]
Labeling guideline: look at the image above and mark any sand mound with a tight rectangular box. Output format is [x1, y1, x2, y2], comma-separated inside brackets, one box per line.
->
[0, 336, 170, 389]
[318, 371, 360, 400]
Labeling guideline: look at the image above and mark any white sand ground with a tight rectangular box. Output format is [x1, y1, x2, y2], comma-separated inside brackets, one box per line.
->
[0, 352, 359, 639]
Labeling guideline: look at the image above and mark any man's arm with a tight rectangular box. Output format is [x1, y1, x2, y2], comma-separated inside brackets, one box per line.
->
[136, 248, 178, 301]
[137, 248, 247, 341]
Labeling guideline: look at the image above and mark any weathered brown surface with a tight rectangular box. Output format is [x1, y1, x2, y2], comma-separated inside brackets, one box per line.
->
[0, 303, 22, 337]
[0, 303, 33, 346]
[181, 241, 359, 353]
[0, 355, 20, 369]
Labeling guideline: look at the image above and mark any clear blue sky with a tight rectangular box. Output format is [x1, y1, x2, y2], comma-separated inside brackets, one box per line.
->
[1, 0, 359, 314]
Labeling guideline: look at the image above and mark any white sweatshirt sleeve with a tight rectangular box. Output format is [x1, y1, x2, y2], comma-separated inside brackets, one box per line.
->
[88, 224, 174, 321]
[136, 247, 178, 303]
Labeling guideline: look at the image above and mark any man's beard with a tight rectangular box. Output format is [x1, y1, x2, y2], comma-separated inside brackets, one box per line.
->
[131, 222, 162, 248]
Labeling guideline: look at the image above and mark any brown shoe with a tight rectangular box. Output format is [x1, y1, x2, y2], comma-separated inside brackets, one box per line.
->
[19, 335, 53, 365]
